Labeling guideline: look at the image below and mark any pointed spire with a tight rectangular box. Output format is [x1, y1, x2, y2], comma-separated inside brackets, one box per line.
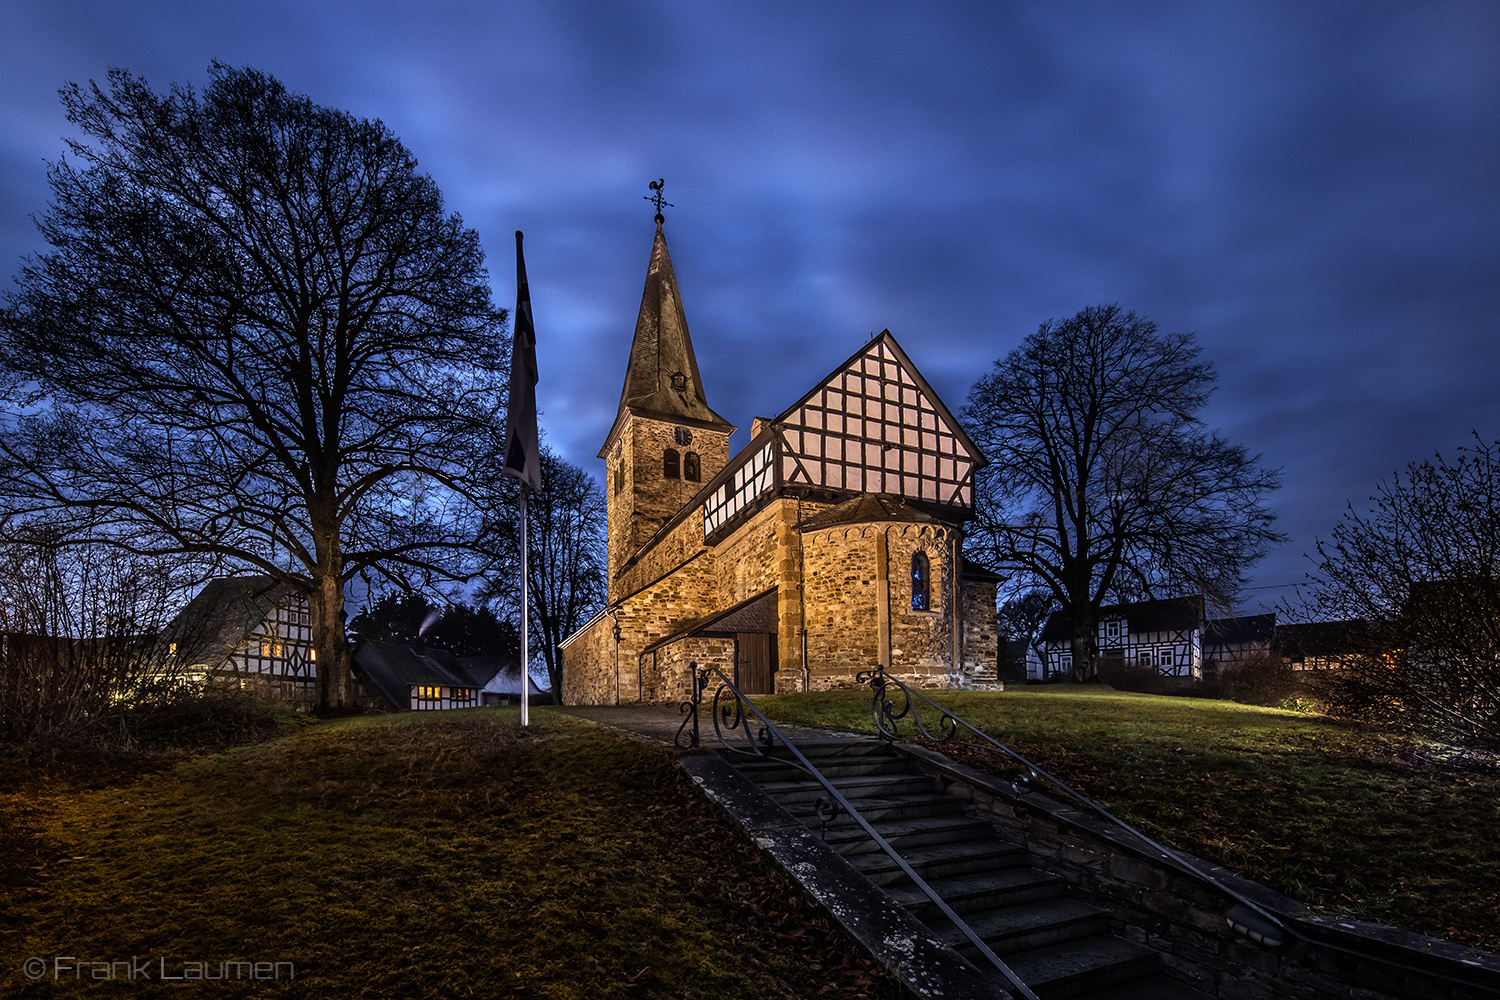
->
[601, 216, 732, 455]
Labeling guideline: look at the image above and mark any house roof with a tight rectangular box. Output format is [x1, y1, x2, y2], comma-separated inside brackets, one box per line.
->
[166, 575, 296, 669]
[452, 655, 514, 689]
[600, 219, 734, 456]
[353, 640, 486, 709]
[1203, 613, 1276, 645]
[959, 556, 1004, 583]
[1276, 620, 1374, 659]
[1040, 596, 1204, 642]
[640, 587, 778, 656]
[799, 493, 950, 532]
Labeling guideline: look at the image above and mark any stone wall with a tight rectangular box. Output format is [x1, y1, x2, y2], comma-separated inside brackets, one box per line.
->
[606, 415, 729, 594]
[801, 521, 959, 689]
[560, 612, 616, 705]
[900, 745, 1500, 1000]
[959, 576, 999, 678]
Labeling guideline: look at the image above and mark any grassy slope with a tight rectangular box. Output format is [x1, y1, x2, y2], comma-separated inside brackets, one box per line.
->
[759, 687, 1500, 951]
[0, 710, 901, 999]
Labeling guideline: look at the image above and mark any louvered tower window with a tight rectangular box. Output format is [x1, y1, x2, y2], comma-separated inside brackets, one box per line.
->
[663, 448, 680, 479]
[684, 451, 701, 481]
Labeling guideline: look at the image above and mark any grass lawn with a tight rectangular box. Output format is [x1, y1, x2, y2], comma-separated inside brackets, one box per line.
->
[758, 686, 1500, 952]
[0, 709, 901, 999]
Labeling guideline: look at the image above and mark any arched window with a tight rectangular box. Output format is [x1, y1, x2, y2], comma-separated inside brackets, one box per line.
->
[911, 551, 930, 611]
[614, 457, 623, 494]
[684, 451, 701, 481]
[663, 448, 680, 479]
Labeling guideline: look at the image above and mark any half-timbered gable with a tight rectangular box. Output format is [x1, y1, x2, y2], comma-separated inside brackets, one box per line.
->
[773, 332, 982, 510]
[561, 218, 1000, 705]
[167, 576, 318, 704]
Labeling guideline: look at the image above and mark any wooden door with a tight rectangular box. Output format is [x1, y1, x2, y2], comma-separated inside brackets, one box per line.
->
[736, 632, 775, 695]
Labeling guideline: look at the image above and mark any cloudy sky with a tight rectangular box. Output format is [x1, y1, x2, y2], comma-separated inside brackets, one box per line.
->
[3, 1, 1497, 614]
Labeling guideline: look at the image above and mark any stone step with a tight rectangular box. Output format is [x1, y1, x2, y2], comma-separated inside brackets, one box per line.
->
[1080, 971, 1214, 1000]
[888, 866, 1067, 919]
[787, 791, 965, 828]
[1000, 936, 1164, 1000]
[733, 754, 916, 783]
[820, 813, 997, 857]
[748, 738, 895, 760]
[930, 896, 1111, 957]
[753, 771, 938, 805]
[849, 838, 1029, 886]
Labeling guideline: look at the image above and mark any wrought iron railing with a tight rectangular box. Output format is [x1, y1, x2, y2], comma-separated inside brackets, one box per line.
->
[677, 663, 1043, 1000]
[857, 664, 1292, 949]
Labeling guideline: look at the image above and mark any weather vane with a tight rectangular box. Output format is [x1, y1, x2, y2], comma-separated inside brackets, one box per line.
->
[646, 178, 673, 223]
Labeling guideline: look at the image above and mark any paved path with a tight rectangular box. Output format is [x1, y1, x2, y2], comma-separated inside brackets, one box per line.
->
[550, 703, 875, 748]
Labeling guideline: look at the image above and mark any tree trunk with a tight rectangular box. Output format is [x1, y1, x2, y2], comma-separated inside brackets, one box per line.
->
[310, 572, 352, 712]
[309, 498, 352, 713]
[1070, 625, 1097, 682]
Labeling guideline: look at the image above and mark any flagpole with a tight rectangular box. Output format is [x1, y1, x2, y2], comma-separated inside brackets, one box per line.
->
[519, 484, 530, 727]
[503, 228, 541, 724]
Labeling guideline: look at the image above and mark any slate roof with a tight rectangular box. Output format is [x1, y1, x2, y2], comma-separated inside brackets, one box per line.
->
[1040, 596, 1204, 642]
[165, 575, 294, 669]
[600, 219, 734, 456]
[799, 493, 948, 532]
[640, 587, 778, 655]
[1276, 620, 1373, 659]
[1203, 613, 1276, 645]
[353, 640, 492, 711]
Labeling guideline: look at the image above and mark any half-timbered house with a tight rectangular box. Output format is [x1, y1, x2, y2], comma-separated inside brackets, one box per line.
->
[353, 640, 496, 712]
[560, 216, 1000, 704]
[1035, 598, 1280, 681]
[167, 576, 317, 704]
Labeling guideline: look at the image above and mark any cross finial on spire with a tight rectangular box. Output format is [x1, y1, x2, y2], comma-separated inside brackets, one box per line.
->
[646, 178, 673, 224]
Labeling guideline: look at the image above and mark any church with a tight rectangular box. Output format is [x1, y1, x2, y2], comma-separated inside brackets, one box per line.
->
[560, 212, 1001, 705]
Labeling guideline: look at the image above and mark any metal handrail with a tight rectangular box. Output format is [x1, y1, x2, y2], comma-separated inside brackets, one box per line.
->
[679, 662, 1042, 1000]
[857, 664, 1294, 948]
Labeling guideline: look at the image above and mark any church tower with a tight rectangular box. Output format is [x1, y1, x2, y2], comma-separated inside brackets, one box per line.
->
[598, 209, 735, 594]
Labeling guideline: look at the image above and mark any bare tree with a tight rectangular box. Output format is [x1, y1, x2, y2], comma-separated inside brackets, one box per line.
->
[996, 588, 1053, 646]
[1305, 433, 1500, 741]
[962, 305, 1282, 680]
[0, 65, 507, 711]
[0, 527, 214, 745]
[480, 447, 606, 696]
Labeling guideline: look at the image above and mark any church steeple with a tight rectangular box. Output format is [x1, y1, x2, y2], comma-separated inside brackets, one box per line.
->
[600, 193, 735, 590]
[600, 216, 733, 457]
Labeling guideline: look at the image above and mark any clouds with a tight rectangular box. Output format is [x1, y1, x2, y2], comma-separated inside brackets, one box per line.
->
[2, 1, 1497, 611]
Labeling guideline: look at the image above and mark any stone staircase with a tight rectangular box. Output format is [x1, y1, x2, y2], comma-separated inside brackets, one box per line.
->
[727, 736, 1212, 1000]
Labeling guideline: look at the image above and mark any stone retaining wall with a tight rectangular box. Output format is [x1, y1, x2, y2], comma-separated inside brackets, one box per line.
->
[899, 744, 1500, 1000]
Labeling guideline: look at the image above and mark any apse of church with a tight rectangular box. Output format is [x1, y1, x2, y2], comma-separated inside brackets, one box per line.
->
[560, 210, 1001, 705]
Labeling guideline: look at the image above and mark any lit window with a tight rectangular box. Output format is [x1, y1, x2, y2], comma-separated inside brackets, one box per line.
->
[309, 648, 316, 661]
[911, 551, 930, 611]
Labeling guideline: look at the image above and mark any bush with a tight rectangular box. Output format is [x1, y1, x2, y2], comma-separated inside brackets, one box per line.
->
[1201, 653, 1302, 706]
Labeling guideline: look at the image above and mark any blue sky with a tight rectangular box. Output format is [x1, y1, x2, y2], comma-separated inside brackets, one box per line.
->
[3, 1, 1497, 614]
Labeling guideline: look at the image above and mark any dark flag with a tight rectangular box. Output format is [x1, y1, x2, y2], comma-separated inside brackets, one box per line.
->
[503, 230, 541, 491]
